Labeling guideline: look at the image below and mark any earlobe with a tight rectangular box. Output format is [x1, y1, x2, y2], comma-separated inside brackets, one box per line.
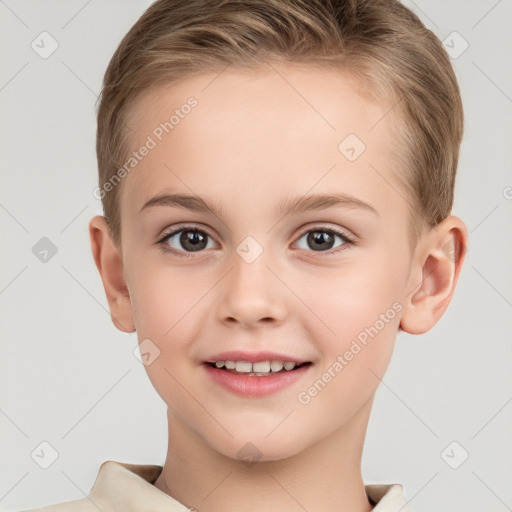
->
[89, 215, 135, 333]
[400, 216, 468, 335]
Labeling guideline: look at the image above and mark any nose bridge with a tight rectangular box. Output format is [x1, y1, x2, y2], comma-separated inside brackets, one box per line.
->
[217, 237, 286, 326]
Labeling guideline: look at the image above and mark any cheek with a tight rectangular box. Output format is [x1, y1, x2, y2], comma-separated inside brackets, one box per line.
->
[128, 267, 207, 405]
[290, 255, 402, 407]
[128, 261, 206, 336]
[127, 263, 210, 374]
[294, 287, 400, 426]
[293, 256, 402, 343]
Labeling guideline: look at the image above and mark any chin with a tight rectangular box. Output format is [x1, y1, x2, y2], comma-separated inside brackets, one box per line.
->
[209, 430, 309, 465]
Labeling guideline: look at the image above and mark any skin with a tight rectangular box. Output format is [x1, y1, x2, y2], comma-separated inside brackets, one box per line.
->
[89, 61, 467, 512]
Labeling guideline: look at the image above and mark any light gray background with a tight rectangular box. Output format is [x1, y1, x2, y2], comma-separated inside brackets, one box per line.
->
[1, 1, 511, 511]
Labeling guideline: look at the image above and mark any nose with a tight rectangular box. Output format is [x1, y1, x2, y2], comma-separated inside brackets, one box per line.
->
[216, 246, 288, 329]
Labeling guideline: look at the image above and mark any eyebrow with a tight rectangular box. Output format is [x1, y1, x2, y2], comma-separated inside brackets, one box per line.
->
[140, 192, 380, 218]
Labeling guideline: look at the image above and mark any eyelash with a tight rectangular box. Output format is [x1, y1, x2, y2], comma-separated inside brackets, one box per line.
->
[156, 224, 356, 259]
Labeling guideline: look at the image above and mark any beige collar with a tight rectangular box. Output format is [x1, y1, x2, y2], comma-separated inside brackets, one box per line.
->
[89, 460, 413, 511]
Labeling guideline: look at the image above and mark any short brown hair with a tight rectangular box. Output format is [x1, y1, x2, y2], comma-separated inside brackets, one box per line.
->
[96, 0, 464, 250]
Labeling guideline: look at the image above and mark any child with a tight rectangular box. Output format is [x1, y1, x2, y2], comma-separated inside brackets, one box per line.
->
[24, 0, 468, 510]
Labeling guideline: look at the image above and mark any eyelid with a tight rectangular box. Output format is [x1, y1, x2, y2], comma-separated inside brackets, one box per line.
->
[157, 222, 215, 241]
[294, 223, 355, 244]
[157, 222, 354, 245]
[156, 222, 356, 262]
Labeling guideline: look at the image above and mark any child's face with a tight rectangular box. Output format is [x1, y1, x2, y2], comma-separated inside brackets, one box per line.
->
[109, 63, 425, 460]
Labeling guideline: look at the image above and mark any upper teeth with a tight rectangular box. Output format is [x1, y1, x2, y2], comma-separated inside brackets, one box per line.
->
[214, 360, 299, 372]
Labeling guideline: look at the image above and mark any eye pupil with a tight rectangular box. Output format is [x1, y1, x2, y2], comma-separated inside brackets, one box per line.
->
[308, 231, 334, 251]
[181, 230, 207, 251]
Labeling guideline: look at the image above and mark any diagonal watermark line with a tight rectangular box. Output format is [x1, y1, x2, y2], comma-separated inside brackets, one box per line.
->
[369, 368, 439, 438]
[398, 472, 439, 512]
[368, 162, 414, 210]
[60, 265, 111, 316]
[60, 264, 134, 337]
[471, 0, 503, 29]
[0, 408, 29, 438]
[369, 94, 403, 131]
[61, 61, 98, 97]
[0, 0, 29, 28]
[471, 265, 512, 309]
[61, 369, 132, 439]
[60, 204, 89, 233]
[265, 409, 294, 438]
[0, 265, 28, 295]
[266, 163, 337, 235]
[195, 471, 233, 506]
[0, 472, 29, 503]
[163, 367, 233, 437]
[266, 265, 336, 335]
[408, 0, 438, 28]
[267, 61, 336, 131]
[472, 471, 512, 510]
[0, 202, 29, 232]
[0, 61, 29, 92]
[472, 395, 512, 439]
[61, 0, 93, 29]
[264, 470, 309, 511]
[369, 162, 440, 236]
[195, 470, 233, 507]
[369, 161, 433, 229]
[200, 64, 231, 93]
[163, 161, 232, 234]
[61, 470, 106, 512]
[469, 204, 499, 233]
[163, 267, 234, 337]
[472, 60, 512, 105]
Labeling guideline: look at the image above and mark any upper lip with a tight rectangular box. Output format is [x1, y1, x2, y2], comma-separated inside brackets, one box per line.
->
[203, 350, 312, 364]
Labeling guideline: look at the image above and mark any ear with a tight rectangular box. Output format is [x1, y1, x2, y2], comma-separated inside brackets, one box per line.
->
[89, 215, 135, 333]
[400, 215, 468, 335]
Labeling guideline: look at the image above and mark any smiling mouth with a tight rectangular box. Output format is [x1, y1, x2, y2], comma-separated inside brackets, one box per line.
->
[206, 361, 312, 376]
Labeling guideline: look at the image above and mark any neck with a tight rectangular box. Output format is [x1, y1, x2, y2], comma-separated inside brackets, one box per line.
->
[154, 397, 375, 512]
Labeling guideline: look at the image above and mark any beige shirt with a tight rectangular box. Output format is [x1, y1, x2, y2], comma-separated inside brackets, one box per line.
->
[22, 460, 414, 512]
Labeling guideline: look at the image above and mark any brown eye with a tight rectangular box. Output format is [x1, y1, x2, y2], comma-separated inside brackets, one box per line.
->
[177, 230, 208, 251]
[305, 231, 336, 251]
[158, 226, 216, 256]
[295, 226, 354, 255]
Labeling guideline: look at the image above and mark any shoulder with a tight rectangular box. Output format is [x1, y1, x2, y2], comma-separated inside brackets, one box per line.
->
[17, 459, 160, 512]
[18, 461, 122, 512]
[365, 483, 414, 511]
[19, 497, 112, 512]
[19, 496, 114, 512]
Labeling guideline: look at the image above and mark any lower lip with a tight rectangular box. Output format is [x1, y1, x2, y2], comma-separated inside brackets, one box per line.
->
[203, 363, 312, 398]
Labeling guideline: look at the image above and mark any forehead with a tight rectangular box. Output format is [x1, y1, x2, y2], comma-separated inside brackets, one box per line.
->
[121, 62, 405, 223]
